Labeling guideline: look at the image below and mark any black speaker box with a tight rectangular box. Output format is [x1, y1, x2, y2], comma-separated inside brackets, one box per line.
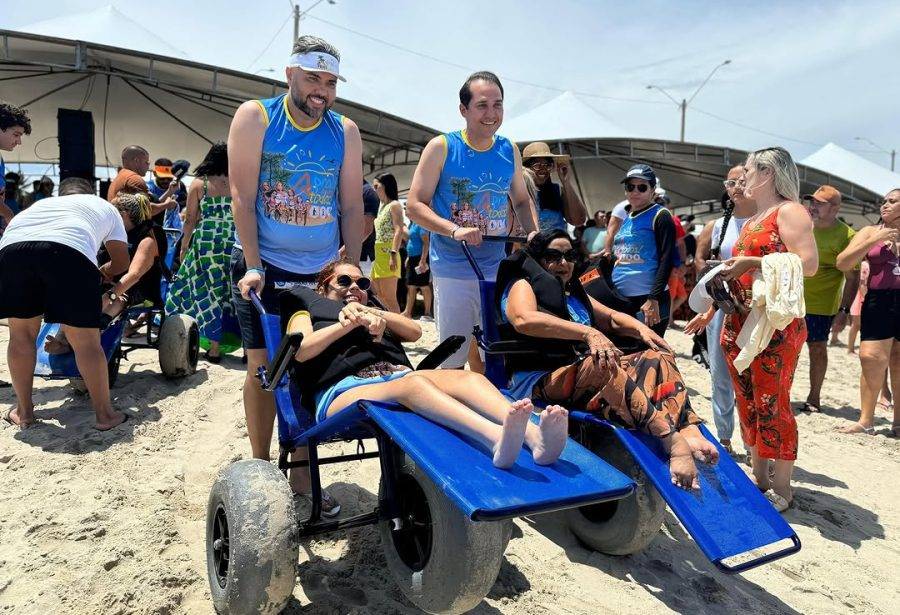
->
[58, 109, 96, 181]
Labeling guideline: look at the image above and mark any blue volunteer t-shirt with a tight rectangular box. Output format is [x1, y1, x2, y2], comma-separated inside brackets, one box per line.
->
[406, 221, 427, 258]
[235, 94, 345, 274]
[429, 130, 515, 280]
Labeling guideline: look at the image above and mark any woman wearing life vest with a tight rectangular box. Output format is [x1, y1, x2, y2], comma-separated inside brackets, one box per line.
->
[498, 230, 720, 490]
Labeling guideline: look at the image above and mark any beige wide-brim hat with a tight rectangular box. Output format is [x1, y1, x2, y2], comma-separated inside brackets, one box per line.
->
[522, 141, 571, 163]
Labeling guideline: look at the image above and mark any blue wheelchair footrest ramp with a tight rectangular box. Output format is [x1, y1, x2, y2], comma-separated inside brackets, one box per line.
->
[34, 320, 126, 379]
[359, 400, 636, 522]
[574, 413, 801, 573]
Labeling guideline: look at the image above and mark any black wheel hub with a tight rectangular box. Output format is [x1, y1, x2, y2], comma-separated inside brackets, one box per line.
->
[212, 504, 230, 588]
[391, 475, 433, 571]
[188, 324, 200, 367]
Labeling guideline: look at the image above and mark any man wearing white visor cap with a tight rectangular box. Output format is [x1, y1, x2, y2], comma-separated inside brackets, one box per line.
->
[227, 35, 363, 517]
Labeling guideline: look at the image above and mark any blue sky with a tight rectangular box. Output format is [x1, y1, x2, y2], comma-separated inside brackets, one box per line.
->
[4, 0, 900, 168]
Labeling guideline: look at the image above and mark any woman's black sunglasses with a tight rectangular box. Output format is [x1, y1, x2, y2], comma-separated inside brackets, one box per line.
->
[542, 248, 580, 263]
[334, 274, 372, 291]
[625, 183, 650, 193]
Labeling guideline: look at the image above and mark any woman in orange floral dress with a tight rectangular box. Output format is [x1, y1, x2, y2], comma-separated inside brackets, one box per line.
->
[687, 147, 818, 512]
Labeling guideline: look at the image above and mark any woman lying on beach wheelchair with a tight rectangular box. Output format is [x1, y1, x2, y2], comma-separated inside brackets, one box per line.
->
[497, 229, 720, 489]
[45, 193, 167, 354]
[280, 257, 570, 469]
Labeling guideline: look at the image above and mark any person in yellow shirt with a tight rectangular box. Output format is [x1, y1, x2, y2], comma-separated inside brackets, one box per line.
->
[799, 186, 859, 413]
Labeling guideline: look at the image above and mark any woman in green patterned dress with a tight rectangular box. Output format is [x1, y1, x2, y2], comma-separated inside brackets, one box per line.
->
[165, 143, 239, 362]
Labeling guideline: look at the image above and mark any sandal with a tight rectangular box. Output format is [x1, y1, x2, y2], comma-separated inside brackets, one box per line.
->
[798, 402, 821, 413]
[889, 424, 900, 438]
[764, 491, 792, 513]
[205, 351, 222, 364]
[320, 488, 341, 518]
[2, 407, 34, 429]
[835, 422, 874, 435]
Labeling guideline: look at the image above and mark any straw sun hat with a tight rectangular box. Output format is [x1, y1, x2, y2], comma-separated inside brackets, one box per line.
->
[522, 142, 570, 163]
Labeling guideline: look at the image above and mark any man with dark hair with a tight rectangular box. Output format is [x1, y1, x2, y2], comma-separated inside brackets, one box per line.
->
[1, 103, 31, 226]
[407, 70, 537, 371]
[228, 34, 363, 515]
[359, 178, 381, 273]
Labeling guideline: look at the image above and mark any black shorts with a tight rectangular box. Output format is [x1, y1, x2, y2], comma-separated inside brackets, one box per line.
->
[0, 241, 102, 327]
[405, 254, 431, 287]
[860, 289, 900, 342]
[230, 247, 318, 350]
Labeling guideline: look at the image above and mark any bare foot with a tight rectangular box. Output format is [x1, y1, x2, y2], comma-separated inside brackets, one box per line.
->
[669, 453, 699, 490]
[492, 399, 531, 468]
[95, 411, 128, 431]
[44, 333, 72, 355]
[3, 406, 36, 428]
[835, 422, 874, 435]
[530, 404, 569, 465]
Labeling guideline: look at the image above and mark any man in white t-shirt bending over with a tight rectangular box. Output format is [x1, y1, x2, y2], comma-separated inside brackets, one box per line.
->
[0, 178, 131, 430]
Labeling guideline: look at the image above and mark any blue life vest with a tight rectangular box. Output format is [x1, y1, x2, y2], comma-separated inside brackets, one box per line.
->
[429, 130, 515, 279]
[612, 203, 667, 297]
[237, 94, 345, 274]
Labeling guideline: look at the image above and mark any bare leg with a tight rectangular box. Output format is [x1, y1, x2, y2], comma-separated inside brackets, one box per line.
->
[806, 341, 828, 408]
[422, 285, 433, 317]
[414, 370, 568, 465]
[771, 459, 795, 504]
[325, 372, 530, 468]
[6, 317, 42, 426]
[402, 285, 417, 319]
[749, 445, 771, 491]
[840, 339, 892, 432]
[889, 341, 900, 430]
[467, 337, 484, 374]
[208, 340, 221, 359]
[847, 315, 861, 354]
[374, 277, 400, 313]
[244, 349, 309, 492]
[63, 325, 126, 430]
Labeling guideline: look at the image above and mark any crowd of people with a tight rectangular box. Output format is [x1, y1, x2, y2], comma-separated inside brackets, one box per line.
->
[1, 33, 898, 519]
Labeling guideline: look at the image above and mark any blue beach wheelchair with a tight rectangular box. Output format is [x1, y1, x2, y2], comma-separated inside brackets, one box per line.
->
[33, 228, 199, 386]
[461, 237, 801, 573]
[204, 289, 647, 615]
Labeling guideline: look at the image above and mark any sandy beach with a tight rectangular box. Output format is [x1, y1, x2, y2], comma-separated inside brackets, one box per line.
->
[1, 319, 898, 615]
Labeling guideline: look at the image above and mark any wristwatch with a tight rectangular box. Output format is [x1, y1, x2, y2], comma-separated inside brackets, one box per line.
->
[107, 290, 121, 302]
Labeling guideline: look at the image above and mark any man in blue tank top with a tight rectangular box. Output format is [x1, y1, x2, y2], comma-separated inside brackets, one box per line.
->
[227, 35, 363, 515]
[407, 71, 537, 370]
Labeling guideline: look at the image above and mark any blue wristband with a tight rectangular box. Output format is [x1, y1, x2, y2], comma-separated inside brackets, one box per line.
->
[246, 267, 266, 276]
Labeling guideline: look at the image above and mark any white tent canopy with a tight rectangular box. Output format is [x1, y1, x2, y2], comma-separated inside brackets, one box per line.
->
[801, 143, 900, 200]
[0, 28, 436, 180]
[502, 91, 634, 143]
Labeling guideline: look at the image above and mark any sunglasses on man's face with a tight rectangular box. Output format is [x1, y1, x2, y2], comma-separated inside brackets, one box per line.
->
[542, 248, 579, 264]
[527, 159, 554, 170]
[334, 274, 371, 291]
[625, 183, 650, 193]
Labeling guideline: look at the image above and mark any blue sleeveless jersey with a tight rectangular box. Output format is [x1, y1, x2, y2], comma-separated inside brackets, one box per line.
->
[236, 94, 345, 274]
[429, 131, 515, 279]
[611, 203, 667, 297]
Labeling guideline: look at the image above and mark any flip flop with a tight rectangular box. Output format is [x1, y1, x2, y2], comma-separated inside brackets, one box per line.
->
[0, 380, 12, 388]
[764, 491, 792, 513]
[798, 402, 821, 413]
[889, 424, 900, 439]
[2, 407, 34, 428]
[205, 351, 222, 364]
[95, 413, 129, 432]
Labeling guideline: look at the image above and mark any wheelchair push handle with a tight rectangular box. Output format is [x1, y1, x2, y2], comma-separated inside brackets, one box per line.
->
[460, 235, 529, 281]
[249, 288, 267, 315]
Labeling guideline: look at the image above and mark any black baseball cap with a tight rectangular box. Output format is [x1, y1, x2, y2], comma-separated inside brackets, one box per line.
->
[621, 164, 657, 187]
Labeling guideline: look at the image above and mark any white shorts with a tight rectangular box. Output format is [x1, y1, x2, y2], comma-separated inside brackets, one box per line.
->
[432, 275, 484, 368]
